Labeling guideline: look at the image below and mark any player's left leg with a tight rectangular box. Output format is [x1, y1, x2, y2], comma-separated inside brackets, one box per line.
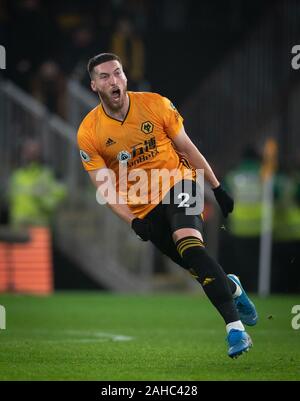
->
[227, 274, 258, 326]
[164, 180, 252, 358]
[173, 228, 252, 358]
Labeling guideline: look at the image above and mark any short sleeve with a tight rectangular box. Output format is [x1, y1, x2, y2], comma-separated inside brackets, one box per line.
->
[77, 125, 106, 171]
[160, 96, 184, 139]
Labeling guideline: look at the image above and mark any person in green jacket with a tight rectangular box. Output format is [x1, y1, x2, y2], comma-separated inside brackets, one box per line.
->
[272, 164, 300, 293]
[8, 139, 66, 227]
[220, 145, 263, 292]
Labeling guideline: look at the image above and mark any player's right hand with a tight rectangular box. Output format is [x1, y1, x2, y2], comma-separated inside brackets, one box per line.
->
[131, 218, 152, 241]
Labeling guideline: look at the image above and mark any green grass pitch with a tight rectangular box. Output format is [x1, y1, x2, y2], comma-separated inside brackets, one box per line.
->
[0, 292, 299, 380]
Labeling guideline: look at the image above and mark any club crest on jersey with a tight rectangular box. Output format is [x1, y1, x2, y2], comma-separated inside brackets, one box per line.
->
[80, 150, 90, 162]
[141, 121, 154, 134]
[117, 150, 131, 164]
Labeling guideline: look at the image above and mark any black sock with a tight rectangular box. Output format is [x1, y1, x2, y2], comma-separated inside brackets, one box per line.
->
[176, 237, 239, 324]
[227, 277, 238, 295]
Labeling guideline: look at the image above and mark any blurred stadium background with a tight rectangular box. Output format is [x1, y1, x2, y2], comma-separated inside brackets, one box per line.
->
[0, 0, 300, 381]
[1, 0, 300, 294]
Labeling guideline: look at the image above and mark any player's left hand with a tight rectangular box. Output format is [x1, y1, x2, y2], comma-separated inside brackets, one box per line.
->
[212, 185, 234, 218]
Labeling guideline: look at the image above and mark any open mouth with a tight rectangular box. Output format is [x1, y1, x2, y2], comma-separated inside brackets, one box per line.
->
[111, 88, 121, 100]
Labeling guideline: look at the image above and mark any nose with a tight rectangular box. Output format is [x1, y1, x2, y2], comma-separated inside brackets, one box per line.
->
[109, 74, 117, 85]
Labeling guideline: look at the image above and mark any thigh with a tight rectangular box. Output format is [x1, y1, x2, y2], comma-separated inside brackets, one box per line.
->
[146, 203, 188, 268]
[146, 179, 204, 268]
[164, 180, 204, 237]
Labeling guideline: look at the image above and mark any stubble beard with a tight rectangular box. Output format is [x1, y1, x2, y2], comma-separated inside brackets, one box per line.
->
[98, 86, 127, 112]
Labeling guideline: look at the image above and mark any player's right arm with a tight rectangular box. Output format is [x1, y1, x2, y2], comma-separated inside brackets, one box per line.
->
[88, 168, 152, 240]
[77, 122, 135, 224]
[88, 167, 135, 225]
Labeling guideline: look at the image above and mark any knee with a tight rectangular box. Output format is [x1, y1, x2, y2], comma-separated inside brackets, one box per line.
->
[175, 236, 223, 281]
[175, 236, 207, 277]
[176, 236, 205, 259]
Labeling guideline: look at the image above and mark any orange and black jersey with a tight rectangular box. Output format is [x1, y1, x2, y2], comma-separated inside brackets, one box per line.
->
[77, 91, 195, 218]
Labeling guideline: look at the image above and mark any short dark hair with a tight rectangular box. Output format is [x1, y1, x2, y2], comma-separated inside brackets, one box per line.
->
[87, 53, 122, 78]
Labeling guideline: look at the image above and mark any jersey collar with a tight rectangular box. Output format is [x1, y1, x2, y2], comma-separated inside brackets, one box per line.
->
[100, 92, 131, 125]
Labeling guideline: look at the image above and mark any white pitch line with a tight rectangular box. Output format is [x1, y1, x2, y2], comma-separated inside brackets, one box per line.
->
[64, 330, 134, 342]
[7, 328, 134, 343]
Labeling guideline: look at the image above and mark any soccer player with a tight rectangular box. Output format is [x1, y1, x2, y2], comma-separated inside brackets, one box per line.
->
[77, 53, 258, 358]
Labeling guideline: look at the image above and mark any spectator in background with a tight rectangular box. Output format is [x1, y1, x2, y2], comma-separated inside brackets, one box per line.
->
[110, 17, 150, 91]
[69, 25, 98, 83]
[220, 145, 263, 292]
[8, 139, 66, 227]
[31, 60, 66, 117]
[6, 0, 61, 92]
[59, 22, 104, 89]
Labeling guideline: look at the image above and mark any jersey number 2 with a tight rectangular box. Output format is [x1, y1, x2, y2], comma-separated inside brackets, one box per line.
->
[178, 193, 190, 208]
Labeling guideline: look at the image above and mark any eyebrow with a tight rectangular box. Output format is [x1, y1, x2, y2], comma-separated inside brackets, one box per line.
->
[97, 67, 121, 77]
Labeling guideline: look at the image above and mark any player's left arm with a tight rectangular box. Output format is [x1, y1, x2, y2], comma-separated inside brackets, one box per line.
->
[172, 126, 234, 217]
[172, 126, 219, 188]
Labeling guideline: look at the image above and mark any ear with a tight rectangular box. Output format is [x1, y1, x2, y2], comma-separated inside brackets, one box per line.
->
[90, 80, 97, 92]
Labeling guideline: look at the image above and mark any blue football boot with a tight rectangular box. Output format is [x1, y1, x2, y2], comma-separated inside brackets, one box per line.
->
[227, 329, 253, 359]
[228, 274, 258, 326]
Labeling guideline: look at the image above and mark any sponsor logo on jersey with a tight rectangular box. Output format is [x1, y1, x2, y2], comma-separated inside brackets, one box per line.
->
[105, 138, 116, 147]
[117, 150, 132, 164]
[127, 137, 158, 167]
[80, 150, 91, 162]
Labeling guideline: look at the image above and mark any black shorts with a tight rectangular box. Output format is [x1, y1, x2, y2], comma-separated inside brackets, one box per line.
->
[145, 179, 204, 269]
